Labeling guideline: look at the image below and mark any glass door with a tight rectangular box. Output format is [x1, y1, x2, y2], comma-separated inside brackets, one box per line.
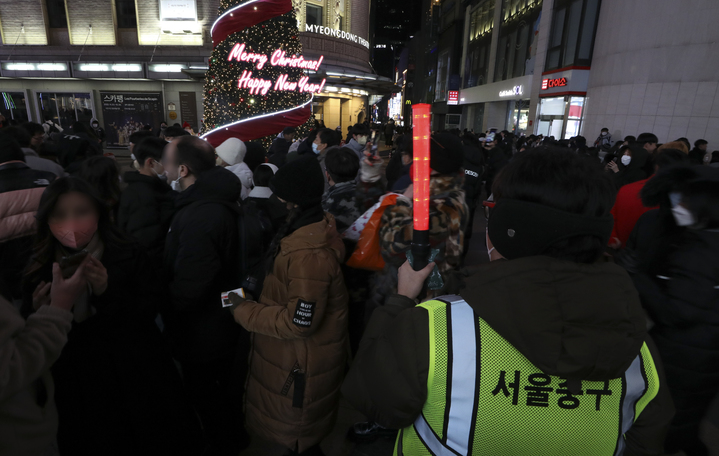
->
[36, 92, 95, 127]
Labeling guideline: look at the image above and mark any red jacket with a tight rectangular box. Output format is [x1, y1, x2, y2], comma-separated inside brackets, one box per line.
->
[610, 177, 656, 248]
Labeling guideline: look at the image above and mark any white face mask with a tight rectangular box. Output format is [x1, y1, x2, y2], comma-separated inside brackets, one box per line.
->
[169, 167, 182, 191]
[669, 192, 696, 227]
[621, 155, 632, 166]
[357, 136, 368, 146]
[672, 205, 696, 227]
[601, 131, 608, 136]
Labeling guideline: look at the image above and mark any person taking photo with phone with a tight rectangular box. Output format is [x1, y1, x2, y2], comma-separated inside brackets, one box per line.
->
[21, 177, 202, 456]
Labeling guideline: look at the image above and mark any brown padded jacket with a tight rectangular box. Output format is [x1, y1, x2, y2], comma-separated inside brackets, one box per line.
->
[234, 215, 349, 452]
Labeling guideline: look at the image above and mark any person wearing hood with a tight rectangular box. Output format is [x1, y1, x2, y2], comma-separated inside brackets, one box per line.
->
[622, 165, 719, 456]
[90, 119, 105, 142]
[117, 136, 176, 267]
[215, 137, 253, 199]
[162, 136, 249, 455]
[228, 157, 348, 456]
[606, 143, 649, 189]
[343, 148, 674, 455]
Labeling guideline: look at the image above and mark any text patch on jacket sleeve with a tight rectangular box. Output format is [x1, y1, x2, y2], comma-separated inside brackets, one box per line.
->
[293, 300, 316, 327]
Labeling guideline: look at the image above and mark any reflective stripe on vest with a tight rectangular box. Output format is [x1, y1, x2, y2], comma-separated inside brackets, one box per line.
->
[394, 297, 661, 456]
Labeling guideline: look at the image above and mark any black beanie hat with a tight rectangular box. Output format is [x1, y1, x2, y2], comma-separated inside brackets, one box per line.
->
[0, 133, 25, 164]
[430, 133, 464, 174]
[270, 156, 325, 208]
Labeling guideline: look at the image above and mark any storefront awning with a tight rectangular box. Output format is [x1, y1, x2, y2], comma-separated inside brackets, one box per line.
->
[308, 66, 400, 96]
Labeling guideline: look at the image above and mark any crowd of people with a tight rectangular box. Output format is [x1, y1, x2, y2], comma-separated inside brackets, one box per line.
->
[0, 115, 718, 456]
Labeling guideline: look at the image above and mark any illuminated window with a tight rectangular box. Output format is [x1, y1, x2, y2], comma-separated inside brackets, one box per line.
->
[46, 0, 68, 28]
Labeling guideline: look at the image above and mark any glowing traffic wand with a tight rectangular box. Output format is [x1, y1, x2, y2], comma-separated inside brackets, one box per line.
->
[411, 104, 431, 271]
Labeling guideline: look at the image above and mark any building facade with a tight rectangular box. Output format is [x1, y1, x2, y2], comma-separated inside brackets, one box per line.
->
[582, 0, 719, 146]
[0, 0, 393, 147]
[451, 0, 602, 138]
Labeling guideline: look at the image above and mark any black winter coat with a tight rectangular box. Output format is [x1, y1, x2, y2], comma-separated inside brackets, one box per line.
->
[268, 137, 292, 167]
[163, 166, 243, 362]
[628, 209, 719, 425]
[462, 144, 484, 203]
[23, 241, 202, 456]
[117, 171, 176, 262]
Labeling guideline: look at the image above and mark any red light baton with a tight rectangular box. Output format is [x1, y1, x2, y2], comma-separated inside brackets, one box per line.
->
[411, 104, 431, 271]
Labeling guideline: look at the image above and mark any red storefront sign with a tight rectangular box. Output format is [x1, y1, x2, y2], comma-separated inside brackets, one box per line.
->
[447, 91, 459, 105]
[541, 77, 568, 90]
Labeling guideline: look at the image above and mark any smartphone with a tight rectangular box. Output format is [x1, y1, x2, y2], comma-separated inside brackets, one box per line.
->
[612, 157, 618, 163]
[59, 250, 88, 269]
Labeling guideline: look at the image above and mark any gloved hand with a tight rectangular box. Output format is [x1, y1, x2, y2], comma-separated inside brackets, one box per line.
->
[227, 291, 254, 315]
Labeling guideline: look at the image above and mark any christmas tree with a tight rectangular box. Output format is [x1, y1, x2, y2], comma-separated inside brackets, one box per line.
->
[201, 0, 324, 147]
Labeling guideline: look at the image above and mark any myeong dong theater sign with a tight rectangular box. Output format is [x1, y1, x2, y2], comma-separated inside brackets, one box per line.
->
[304, 24, 370, 49]
[227, 43, 327, 96]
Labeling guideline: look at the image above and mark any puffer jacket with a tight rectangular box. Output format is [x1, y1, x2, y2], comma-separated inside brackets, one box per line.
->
[0, 162, 54, 243]
[0, 297, 72, 456]
[233, 215, 349, 452]
[163, 166, 243, 362]
[117, 171, 176, 263]
[0, 162, 55, 300]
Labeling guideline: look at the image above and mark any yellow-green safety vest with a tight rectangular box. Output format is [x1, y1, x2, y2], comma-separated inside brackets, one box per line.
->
[394, 296, 660, 456]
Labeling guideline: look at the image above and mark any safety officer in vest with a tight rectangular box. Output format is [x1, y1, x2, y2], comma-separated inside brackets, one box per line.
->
[343, 147, 675, 455]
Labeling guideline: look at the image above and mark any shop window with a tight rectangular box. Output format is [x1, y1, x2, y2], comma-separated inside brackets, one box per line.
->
[494, 0, 542, 82]
[37, 92, 95, 129]
[306, 4, 323, 27]
[46, 0, 68, 28]
[0, 91, 30, 123]
[545, 0, 602, 72]
[115, 0, 137, 28]
[535, 96, 586, 139]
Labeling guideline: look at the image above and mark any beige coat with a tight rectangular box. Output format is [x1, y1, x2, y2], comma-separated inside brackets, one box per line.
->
[0, 298, 73, 456]
[234, 215, 349, 452]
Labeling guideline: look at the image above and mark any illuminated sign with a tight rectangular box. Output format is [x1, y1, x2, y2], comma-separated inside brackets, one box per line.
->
[226, 43, 327, 96]
[304, 24, 370, 49]
[160, 0, 197, 21]
[499, 86, 524, 97]
[227, 43, 324, 71]
[447, 91, 459, 105]
[542, 77, 568, 90]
